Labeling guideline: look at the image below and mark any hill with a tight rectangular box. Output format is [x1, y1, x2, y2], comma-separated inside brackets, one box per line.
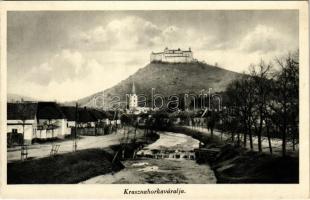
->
[7, 93, 37, 103]
[73, 62, 244, 109]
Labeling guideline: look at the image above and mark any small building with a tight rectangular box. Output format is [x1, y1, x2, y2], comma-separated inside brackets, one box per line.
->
[89, 109, 108, 125]
[36, 102, 68, 139]
[7, 102, 38, 145]
[78, 107, 97, 128]
[7, 101, 69, 145]
[60, 106, 77, 135]
[77, 108, 114, 135]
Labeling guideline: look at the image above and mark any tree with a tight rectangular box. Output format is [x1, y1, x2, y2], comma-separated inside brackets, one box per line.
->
[222, 51, 299, 156]
[249, 60, 273, 153]
[206, 111, 215, 137]
[272, 52, 299, 156]
[226, 76, 256, 150]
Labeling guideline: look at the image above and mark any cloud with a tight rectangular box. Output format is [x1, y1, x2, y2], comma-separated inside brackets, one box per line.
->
[194, 25, 298, 71]
[74, 16, 162, 51]
[8, 14, 298, 102]
[196, 49, 288, 73]
[12, 48, 149, 101]
[239, 25, 295, 53]
[25, 49, 94, 85]
[73, 16, 212, 52]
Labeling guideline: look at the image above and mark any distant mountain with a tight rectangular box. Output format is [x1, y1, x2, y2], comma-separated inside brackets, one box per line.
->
[73, 62, 244, 109]
[7, 93, 37, 103]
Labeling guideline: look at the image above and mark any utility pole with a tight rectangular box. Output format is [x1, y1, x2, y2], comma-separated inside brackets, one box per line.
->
[73, 102, 78, 152]
[19, 103, 28, 161]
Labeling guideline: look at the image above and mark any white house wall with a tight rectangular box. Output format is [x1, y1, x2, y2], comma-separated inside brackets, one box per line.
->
[37, 118, 68, 139]
[67, 121, 76, 127]
[60, 118, 69, 137]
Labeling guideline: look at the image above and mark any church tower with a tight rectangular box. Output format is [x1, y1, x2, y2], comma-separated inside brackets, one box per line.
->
[129, 81, 138, 109]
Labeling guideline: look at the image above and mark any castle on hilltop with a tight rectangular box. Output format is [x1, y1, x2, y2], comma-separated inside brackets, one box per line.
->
[150, 47, 196, 63]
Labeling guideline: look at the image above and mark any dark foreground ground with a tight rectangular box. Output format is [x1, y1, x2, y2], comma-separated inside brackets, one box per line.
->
[8, 132, 159, 184]
[210, 144, 298, 183]
[167, 126, 299, 184]
[8, 148, 124, 184]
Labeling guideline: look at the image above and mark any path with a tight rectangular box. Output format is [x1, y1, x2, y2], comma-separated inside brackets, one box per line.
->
[183, 126, 298, 156]
[7, 128, 144, 162]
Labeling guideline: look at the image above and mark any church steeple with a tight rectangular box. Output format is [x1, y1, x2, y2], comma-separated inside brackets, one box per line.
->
[129, 81, 138, 110]
[132, 81, 136, 94]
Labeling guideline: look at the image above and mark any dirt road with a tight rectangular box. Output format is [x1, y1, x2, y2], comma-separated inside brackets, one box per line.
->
[184, 126, 298, 156]
[7, 128, 144, 162]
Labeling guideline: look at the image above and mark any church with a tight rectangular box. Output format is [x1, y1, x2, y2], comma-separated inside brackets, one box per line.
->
[150, 47, 195, 63]
[128, 82, 138, 109]
[127, 82, 151, 115]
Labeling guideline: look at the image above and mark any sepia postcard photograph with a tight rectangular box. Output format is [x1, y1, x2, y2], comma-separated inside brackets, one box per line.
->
[0, 1, 309, 199]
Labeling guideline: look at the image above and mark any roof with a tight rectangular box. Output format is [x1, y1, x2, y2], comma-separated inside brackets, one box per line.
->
[165, 48, 192, 52]
[60, 106, 108, 122]
[7, 102, 38, 120]
[152, 48, 192, 55]
[60, 106, 77, 121]
[37, 102, 65, 119]
[151, 52, 163, 55]
[89, 109, 108, 120]
[78, 107, 97, 123]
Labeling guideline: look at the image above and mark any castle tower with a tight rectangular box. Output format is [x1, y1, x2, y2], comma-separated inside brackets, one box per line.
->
[129, 81, 138, 109]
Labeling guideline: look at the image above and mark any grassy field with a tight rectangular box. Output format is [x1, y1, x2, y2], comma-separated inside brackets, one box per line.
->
[7, 148, 124, 184]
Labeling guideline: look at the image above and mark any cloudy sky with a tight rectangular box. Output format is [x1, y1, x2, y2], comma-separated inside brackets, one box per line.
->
[8, 10, 298, 102]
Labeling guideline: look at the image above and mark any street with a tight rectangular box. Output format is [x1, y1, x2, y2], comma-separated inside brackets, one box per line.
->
[7, 127, 144, 162]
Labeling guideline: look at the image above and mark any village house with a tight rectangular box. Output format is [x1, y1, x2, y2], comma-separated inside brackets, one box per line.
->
[36, 102, 69, 140]
[60, 106, 77, 135]
[77, 107, 117, 135]
[78, 107, 97, 128]
[89, 109, 108, 124]
[7, 101, 70, 145]
[7, 101, 120, 144]
[61, 106, 113, 136]
[7, 102, 38, 145]
[105, 110, 121, 125]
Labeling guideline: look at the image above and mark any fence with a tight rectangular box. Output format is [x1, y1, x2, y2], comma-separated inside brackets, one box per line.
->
[72, 127, 117, 136]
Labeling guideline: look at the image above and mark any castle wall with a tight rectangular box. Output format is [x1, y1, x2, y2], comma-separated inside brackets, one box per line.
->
[150, 53, 163, 62]
[150, 48, 194, 63]
[163, 55, 193, 63]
